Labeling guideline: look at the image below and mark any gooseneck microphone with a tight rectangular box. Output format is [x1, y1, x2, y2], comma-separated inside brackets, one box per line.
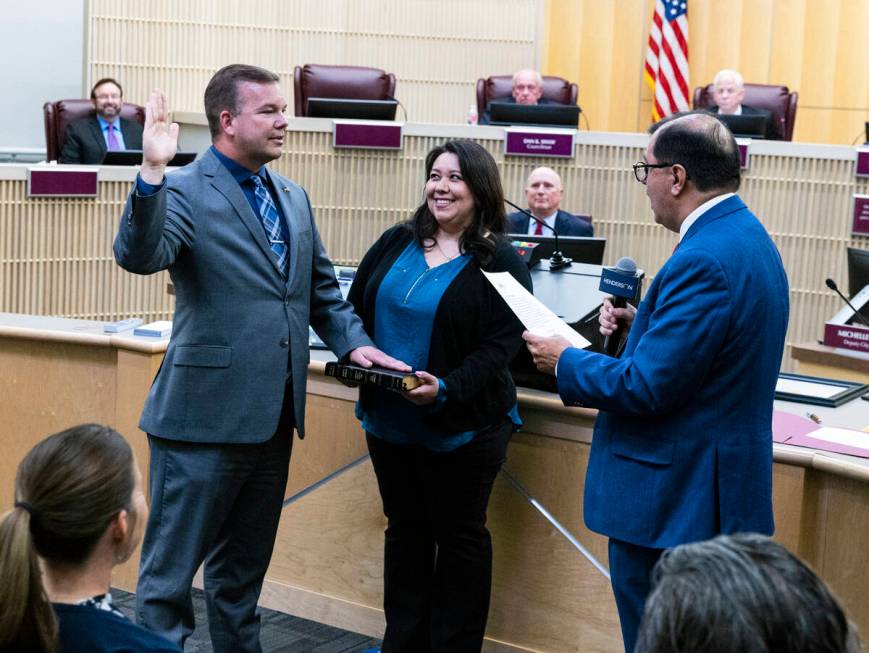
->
[601, 257, 639, 356]
[825, 278, 869, 328]
[505, 199, 572, 270]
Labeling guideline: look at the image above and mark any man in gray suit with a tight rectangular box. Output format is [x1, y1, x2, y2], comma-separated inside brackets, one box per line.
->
[114, 64, 405, 653]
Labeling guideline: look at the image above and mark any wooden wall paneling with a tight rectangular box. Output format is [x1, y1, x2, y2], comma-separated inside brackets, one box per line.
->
[770, 462, 806, 554]
[545, 0, 868, 144]
[0, 339, 117, 511]
[802, 472, 869, 634]
[87, 0, 539, 127]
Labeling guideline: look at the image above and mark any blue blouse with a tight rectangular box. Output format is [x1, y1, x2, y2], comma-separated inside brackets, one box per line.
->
[358, 241, 477, 452]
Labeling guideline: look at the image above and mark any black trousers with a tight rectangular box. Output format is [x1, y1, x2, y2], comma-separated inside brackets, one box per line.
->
[366, 420, 512, 653]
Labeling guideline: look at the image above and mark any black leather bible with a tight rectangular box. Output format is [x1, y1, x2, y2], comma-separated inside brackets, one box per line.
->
[324, 362, 422, 392]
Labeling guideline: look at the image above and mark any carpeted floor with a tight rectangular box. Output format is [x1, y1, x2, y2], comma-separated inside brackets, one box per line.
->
[113, 588, 381, 652]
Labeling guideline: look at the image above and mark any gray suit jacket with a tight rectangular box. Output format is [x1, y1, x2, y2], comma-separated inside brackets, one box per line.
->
[113, 149, 372, 442]
[59, 116, 144, 164]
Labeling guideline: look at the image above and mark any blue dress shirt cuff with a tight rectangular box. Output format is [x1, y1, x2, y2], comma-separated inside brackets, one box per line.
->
[135, 175, 165, 197]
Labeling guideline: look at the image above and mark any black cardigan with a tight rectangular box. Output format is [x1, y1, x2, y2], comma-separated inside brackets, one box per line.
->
[348, 224, 533, 435]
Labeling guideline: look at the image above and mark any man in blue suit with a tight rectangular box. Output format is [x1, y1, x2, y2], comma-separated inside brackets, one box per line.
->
[506, 166, 594, 237]
[114, 65, 405, 653]
[524, 112, 789, 653]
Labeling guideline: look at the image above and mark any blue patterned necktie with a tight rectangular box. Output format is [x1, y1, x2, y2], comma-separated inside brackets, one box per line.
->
[249, 175, 288, 276]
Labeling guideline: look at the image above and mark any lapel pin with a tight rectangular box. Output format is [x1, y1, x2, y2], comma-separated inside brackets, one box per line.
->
[282, 186, 290, 192]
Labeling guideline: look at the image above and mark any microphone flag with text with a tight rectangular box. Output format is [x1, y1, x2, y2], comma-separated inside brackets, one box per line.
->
[600, 257, 639, 356]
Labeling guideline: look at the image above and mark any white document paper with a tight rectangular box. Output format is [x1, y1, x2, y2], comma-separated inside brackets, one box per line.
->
[482, 270, 590, 349]
[806, 427, 869, 450]
[775, 377, 843, 399]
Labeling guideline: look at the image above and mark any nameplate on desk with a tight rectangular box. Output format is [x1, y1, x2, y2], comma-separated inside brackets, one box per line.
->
[736, 139, 750, 170]
[332, 121, 403, 150]
[856, 148, 869, 178]
[27, 167, 98, 197]
[823, 323, 869, 353]
[853, 194, 869, 236]
[504, 128, 575, 158]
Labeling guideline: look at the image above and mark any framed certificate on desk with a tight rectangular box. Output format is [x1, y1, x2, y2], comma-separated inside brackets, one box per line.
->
[775, 373, 868, 407]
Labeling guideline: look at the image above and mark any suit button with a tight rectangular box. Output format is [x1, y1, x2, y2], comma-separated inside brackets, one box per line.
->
[284, 297, 290, 305]
[279, 339, 289, 348]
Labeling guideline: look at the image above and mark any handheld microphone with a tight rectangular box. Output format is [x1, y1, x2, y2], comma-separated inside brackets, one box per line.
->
[504, 199, 572, 270]
[601, 257, 639, 356]
[825, 278, 869, 328]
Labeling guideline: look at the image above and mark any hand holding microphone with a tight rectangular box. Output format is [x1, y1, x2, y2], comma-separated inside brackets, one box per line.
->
[599, 297, 637, 337]
[599, 257, 640, 356]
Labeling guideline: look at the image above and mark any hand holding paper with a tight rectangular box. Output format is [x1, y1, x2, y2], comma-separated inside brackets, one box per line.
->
[481, 271, 591, 349]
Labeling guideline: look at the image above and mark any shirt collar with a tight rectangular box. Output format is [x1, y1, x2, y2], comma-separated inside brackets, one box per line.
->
[96, 115, 118, 131]
[678, 192, 735, 241]
[210, 145, 267, 185]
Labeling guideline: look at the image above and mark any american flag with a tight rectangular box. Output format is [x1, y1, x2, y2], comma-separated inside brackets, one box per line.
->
[644, 0, 689, 121]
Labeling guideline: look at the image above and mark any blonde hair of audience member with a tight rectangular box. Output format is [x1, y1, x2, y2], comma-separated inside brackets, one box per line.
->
[711, 69, 745, 115]
[635, 533, 860, 653]
[0, 424, 144, 653]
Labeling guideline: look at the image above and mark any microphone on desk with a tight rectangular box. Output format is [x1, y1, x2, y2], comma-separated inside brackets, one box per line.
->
[825, 278, 869, 328]
[505, 199, 572, 270]
[601, 257, 639, 357]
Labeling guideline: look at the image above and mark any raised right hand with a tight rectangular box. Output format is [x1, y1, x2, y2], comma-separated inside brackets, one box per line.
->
[599, 297, 637, 337]
[140, 89, 179, 184]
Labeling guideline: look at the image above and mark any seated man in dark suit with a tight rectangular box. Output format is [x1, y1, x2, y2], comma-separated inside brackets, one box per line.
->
[479, 69, 561, 125]
[506, 166, 593, 237]
[707, 69, 776, 140]
[59, 78, 144, 164]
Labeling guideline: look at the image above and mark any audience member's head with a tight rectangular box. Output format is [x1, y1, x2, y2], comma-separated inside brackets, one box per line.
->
[635, 533, 860, 653]
[0, 424, 145, 653]
[512, 69, 544, 105]
[524, 166, 564, 218]
[90, 78, 124, 123]
[711, 69, 745, 115]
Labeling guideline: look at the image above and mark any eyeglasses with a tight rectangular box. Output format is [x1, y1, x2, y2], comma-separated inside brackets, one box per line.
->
[633, 161, 679, 184]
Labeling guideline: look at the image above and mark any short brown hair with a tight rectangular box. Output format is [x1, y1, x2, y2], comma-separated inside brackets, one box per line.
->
[204, 64, 281, 138]
[90, 77, 123, 100]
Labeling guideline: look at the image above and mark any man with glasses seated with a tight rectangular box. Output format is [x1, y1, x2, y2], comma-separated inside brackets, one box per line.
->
[59, 78, 144, 164]
[523, 111, 789, 653]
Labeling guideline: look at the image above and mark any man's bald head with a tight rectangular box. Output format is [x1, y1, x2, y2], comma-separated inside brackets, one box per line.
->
[649, 112, 741, 193]
[524, 166, 564, 218]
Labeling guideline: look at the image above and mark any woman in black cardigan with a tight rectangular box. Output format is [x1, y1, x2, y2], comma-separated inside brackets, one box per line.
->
[348, 140, 531, 652]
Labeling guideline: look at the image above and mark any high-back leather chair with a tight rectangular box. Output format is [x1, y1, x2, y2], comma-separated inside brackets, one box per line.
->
[692, 83, 798, 141]
[43, 99, 145, 162]
[293, 64, 397, 117]
[476, 75, 578, 117]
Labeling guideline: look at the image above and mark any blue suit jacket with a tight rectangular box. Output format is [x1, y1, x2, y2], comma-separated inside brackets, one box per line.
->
[113, 149, 372, 442]
[506, 209, 593, 237]
[557, 195, 788, 548]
